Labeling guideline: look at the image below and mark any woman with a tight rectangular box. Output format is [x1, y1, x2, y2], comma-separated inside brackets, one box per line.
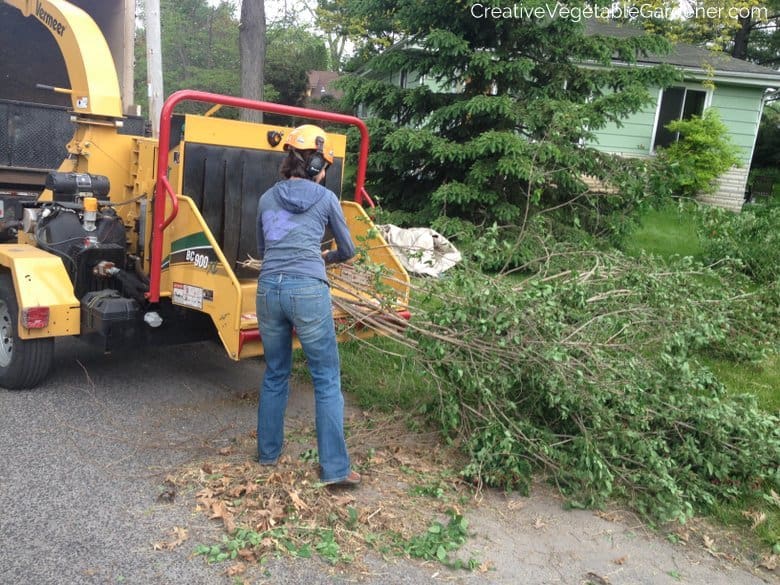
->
[255, 124, 359, 486]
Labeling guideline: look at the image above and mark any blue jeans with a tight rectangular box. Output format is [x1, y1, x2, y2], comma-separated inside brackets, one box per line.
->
[256, 273, 350, 482]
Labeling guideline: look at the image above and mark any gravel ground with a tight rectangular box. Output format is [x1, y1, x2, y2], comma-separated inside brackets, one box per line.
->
[0, 338, 776, 585]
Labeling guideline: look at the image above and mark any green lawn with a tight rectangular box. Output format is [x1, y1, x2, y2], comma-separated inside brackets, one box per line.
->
[703, 354, 780, 413]
[622, 203, 704, 260]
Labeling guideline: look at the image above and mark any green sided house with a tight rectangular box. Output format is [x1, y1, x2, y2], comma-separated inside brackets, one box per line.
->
[585, 25, 780, 211]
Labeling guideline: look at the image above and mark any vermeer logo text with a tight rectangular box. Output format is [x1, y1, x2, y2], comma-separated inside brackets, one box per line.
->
[36, 1, 67, 36]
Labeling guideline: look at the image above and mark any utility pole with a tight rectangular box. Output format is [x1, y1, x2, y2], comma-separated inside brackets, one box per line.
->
[122, 0, 136, 114]
[145, 0, 164, 137]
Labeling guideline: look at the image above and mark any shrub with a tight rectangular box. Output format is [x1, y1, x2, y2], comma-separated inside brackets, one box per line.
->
[654, 110, 741, 199]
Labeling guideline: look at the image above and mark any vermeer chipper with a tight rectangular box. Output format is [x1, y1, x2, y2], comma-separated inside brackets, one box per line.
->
[0, 0, 410, 389]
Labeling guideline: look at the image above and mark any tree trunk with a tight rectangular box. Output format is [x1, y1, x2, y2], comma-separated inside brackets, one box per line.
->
[731, 16, 751, 61]
[240, 0, 266, 122]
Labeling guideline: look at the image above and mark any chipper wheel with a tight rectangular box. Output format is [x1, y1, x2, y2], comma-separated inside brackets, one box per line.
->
[0, 273, 54, 390]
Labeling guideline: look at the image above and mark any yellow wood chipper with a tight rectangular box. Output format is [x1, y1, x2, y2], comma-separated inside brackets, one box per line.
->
[0, 0, 409, 389]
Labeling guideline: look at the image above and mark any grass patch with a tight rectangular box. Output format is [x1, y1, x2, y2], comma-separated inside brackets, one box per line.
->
[339, 335, 431, 412]
[702, 354, 780, 413]
[622, 203, 704, 260]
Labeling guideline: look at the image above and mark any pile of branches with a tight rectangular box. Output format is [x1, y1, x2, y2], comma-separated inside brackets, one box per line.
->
[329, 239, 780, 525]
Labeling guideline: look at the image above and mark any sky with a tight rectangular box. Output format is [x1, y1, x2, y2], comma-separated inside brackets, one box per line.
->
[207, 0, 315, 25]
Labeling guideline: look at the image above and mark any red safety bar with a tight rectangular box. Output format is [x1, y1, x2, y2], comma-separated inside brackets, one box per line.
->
[149, 89, 374, 303]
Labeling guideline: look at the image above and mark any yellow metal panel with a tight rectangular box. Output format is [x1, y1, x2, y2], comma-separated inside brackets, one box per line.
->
[163, 196, 244, 358]
[331, 201, 411, 305]
[181, 114, 348, 157]
[0, 245, 80, 339]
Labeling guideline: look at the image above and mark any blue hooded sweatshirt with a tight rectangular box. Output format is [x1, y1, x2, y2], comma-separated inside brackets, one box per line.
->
[256, 178, 356, 282]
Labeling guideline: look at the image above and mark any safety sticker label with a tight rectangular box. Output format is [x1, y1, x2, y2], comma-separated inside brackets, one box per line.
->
[172, 283, 213, 309]
[334, 264, 373, 289]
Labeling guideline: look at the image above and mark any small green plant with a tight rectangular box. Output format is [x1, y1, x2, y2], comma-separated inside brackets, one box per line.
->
[298, 448, 319, 463]
[410, 481, 447, 499]
[315, 529, 352, 564]
[655, 109, 741, 199]
[396, 510, 478, 569]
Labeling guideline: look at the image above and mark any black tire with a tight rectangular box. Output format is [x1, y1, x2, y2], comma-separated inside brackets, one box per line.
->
[0, 273, 54, 390]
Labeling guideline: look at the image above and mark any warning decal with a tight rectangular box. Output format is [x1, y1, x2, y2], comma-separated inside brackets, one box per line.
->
[172, 283, 213, 309]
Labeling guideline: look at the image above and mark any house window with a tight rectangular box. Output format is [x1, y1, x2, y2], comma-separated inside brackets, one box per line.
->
[652, 87, 707, 149]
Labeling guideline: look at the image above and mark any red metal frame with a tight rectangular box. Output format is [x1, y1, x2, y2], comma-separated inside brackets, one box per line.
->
[149, 89, 374, 303]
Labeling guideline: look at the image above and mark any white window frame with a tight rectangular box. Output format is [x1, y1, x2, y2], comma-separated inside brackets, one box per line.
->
[649, 84, 713, 153]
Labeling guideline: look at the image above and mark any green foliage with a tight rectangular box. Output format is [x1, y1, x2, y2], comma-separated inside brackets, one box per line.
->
[409, 238, 780, 525]
[134, 0, 240, 116]
[395, 511, 478, 569]
[654, 109, 741, 199]
[337, 0, 680, 234]
[266, 25, 330, 106]
[697, 202, 780, 284]
[752, 103, 780, 169]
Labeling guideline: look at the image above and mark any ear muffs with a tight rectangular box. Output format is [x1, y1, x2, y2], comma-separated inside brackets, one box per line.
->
[305, 152, 326, 178]
[305, 135, 328, 178]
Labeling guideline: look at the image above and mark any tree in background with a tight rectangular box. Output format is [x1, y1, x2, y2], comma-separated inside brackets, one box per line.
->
[134, 0, 323, 112]
[752, 101, 780, 168]
[731, 0, 780, 64]
[240, 0, 266, 122]
[618, 0, 780, 65]
[338, 0, 679, 239]
[265, 24, 330, 106]
[134, 0, 240, 115]
[312, 0, 400, 72]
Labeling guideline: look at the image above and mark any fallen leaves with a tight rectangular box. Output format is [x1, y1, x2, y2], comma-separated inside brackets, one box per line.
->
[759, 554, 778, 571]
[174, 417, 472, 569]
[152, 527, 189, 551]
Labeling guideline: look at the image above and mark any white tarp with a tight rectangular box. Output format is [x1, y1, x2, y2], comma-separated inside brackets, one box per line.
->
[378, 224, 462, 277]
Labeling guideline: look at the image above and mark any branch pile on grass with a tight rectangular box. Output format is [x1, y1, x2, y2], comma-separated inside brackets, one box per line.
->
[327, 246, 780, 526]
[239, 239, 779, 527]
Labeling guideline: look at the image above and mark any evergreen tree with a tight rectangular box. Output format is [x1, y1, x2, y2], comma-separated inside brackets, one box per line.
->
[338, 0, 680, 234]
